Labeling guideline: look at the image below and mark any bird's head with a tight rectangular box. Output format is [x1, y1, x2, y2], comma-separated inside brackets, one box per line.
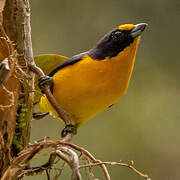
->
[88, 23, 147, 60]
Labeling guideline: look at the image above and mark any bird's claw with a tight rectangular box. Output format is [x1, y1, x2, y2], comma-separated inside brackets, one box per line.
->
[61, 124, 77, 137]
[32, 112, 49, 120]
[38, 75, 53, 92]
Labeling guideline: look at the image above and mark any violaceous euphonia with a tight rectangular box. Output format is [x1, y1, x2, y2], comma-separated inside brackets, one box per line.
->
[38, 23, 147, 134]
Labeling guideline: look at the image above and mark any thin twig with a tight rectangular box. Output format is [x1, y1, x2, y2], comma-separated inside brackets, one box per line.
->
[45, 170, 50, 180]
[52, 164, 66, 180]
[2, 139, 150, 180]
[28, 63, 71, 126]
[79, 161, 150, 180]
[53, 164, 66, 180]
[17, 151, 57, 178]
[61, 142, 111, 180]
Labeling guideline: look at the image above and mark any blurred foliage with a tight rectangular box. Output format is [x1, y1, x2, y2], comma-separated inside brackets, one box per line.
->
[27, 0, 180, 179]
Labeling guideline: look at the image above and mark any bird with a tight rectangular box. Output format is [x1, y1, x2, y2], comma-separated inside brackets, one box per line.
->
[38, 23, 147, 135]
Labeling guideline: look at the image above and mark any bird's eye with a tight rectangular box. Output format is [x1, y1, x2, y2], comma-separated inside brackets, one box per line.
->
[111, 31, 122, 41]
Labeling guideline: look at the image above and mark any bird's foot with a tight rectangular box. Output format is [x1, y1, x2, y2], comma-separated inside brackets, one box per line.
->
[38, 75, 53, 93]
[32, 112, 49, 120]
[61, 124, 77, 137]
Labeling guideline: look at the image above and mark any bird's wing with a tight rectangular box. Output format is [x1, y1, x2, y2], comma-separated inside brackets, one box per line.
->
[34, 54, 68, 75]
[34, 54, 68, 103]
[48, 52, 87, 77]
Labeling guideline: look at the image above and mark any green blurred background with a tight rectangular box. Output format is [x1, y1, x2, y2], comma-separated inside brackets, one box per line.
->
[27, 0, 180, 179]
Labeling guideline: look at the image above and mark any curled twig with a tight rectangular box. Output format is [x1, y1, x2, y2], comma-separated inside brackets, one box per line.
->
[61, 142, 111, 180]
[0, 58, 10, 88]
[56, 147, 82, 180]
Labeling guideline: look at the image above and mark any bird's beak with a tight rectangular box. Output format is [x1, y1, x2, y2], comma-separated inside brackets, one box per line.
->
[131, 23, 148, 38]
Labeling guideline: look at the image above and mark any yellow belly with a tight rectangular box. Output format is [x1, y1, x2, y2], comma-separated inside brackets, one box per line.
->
[39, 38, 139, 126]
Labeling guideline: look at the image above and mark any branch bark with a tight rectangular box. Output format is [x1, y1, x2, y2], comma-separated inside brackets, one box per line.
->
[3, 0, 34, 150]
[0, 0, 34, 177]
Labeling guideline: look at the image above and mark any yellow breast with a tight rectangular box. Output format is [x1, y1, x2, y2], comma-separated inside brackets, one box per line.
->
[39, 37, 140, 126]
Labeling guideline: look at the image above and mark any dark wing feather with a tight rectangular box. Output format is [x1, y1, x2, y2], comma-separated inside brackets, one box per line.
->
[48, 52, 87, 77]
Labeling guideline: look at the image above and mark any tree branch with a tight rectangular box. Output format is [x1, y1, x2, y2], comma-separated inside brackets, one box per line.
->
[0, 0, 34, 176]
[2, 139, 151, 180]
[3, 0, 34, 156]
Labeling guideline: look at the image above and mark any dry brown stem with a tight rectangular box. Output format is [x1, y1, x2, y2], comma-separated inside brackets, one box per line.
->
[2, 139, 150, 180]
[79, 162, 150, 180]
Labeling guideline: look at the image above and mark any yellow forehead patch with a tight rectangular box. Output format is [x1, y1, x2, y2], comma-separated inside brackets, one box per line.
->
[118, 24, 134, 31]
